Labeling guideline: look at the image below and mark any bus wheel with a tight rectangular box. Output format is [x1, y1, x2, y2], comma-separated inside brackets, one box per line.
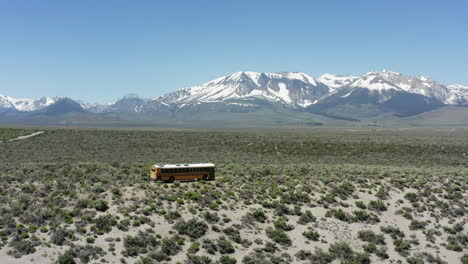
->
[168, 176, 175, 183]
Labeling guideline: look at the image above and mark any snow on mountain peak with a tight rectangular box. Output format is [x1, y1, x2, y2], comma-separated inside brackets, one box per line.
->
[0, 95, 64, 111]
[207, 71, 317, 87]
[155, 70, 468, 108]
[446, 84, 468, 105]
[317, 74, 358, 90]
[267, 72, 317, 85]
[2, 71, 467, 115]
[157, 71, 324, 108]
[347, 71, 458, 104]
[365, 69, 401, 77]
[448, 84, 468, 90]
[350, 75, 399, 92]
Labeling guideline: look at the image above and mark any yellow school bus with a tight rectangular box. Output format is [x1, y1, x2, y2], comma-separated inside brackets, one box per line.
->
[150, 163, 215, 182]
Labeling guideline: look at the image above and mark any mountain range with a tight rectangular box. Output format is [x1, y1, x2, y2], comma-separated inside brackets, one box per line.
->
[1, 70, 467, 126]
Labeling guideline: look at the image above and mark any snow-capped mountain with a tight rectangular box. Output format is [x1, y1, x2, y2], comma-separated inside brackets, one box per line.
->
[152, 70, 468, 117]
[317, 74, 358, 92]
[156, 71, 330, 108]
[78, 101, 110, 113]
[447, 85, 468, 105]
[346, 70, 452, 104]
[105, 97, 149, 113]
[306, 70, 459, 116]
[0, 95, 64, 112]
[1, 70, 467, 122]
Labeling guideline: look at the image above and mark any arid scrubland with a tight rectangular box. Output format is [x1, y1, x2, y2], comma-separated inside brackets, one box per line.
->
[0, 127, 466, 264]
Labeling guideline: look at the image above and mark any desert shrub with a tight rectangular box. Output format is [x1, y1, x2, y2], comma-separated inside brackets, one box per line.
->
[461, 254, 468, 264]
[393, 239, 411, 256]
[282, 190, 310, 204]
[9, 238, 38, 258]
[186, 254, 212, 264]
[123, 235, 145, 257]
[309, 249, 334, 264]
[263, 241, 278, 253]
[123, 230, 159, 256]
[445, 235, 463, 252]
[404, 192, 418, 203]
[273, 218, 294, 231]
[211, 225, 220, 232]
[91, 214, 117, 234]
[297, 210, 316, 224]
[219, 255, 237, 264]
[0, 213, 16, 229]
[28, 225, 37, 233]
[352, 211, 380, 223]
[249, 209, 268, 223]
[303, 230, 320, 241]
[175, 218, 208, 239]
[443, 222, 464, 234]
[362, 243, 376, 253]
[319, 193, 337, 205]
[375, 248, 389, 259]
[117, 219, 131, 231]
[203, 212, 220, 223]
[202, 239, 218, 254]
[51, 228, 69, 245]
[355, 201, 366, 209]
[135, 256, 154, 264]
[406, 256, 424, 264]
[329, 242, 354, 259]
[333, 182, 355, 199]
[357, 230, 385, 245]
[92, 184, 105, 193]
[295, 249, 313, 260]
[326, 209, 351, 222]
[242, 251, 291, 264]
[380, 226, 405, 239]
[56, 250, 76, 264]
[70, 244, 104, 263]
[160, 236, 181, 256]
[223, 227, 242, 243]
[148, 251, 167, 262]
[293, 205, 302, 216]
[343, 252, 370, 264]
[265, 227, 291, 246]
[188, 242, 200, 254]
[217, 237, 235, 254]
[409, 220, 427, 230]
[90, 200, 109, 212]
[368, 200, 387, 212]
[402, 211, 413, 220]
[167, 210, 181, 220]
[269, 201, 291, 216]
[375, 188, 389, 200]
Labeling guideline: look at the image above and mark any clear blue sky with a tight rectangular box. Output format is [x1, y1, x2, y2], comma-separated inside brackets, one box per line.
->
[1, 0, 467, 103]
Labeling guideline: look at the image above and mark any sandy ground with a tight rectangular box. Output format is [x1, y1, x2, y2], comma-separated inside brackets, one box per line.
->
[0, 183, 466, 264]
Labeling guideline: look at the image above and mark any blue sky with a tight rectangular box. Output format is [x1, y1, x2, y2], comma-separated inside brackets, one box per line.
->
[1, 0, 467, 103]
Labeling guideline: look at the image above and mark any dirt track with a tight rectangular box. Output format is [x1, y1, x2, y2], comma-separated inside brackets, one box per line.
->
[0, 131, 44, 143]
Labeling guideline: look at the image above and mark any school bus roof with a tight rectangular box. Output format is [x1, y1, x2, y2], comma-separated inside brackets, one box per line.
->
[153, 163, 215, 169]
